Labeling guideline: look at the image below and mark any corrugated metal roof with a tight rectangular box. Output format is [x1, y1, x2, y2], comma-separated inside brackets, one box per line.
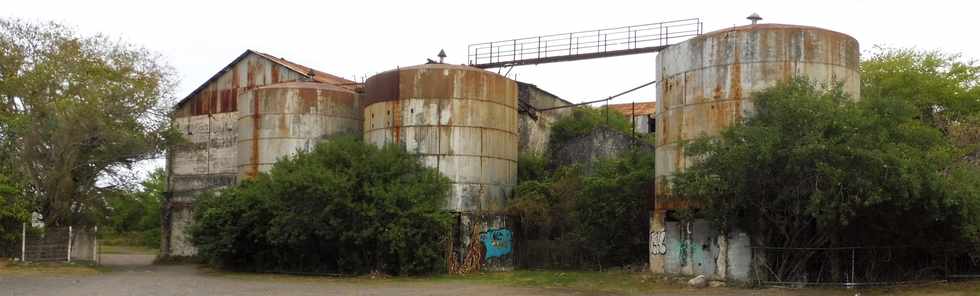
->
[174, 49, 356, 109]
[606, 101, 657, 116]
[249, 50, 355, 87]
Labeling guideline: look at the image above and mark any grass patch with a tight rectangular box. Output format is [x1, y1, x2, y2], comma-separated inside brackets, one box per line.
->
[426, 270, 685, 294]
[0, 258, 105, 276]
[99, 244, 157, 255]
[217, 269, 686, 295]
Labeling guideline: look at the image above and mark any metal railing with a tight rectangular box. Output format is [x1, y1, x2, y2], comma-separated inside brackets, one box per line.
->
[468, 18, 702, 68]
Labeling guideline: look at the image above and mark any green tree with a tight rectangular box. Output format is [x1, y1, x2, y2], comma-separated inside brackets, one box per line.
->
[191, 137, 453, 275]
[103, 169, 164, 248]
[0, 173, 28, 256]
[861, 47, 980, 132]
[670, 78, 980, 280]
[0, 19, 177, 226]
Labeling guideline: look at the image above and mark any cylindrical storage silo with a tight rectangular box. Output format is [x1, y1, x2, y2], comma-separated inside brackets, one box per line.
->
[237, 82, 362, 178]
[654, 23, 860, 201]
[651, 23, 860, 280]
[363, 64, 518, 270]
[363, 64, 518, 212]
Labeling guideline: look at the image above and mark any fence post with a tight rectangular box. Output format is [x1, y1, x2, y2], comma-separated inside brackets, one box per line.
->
[21, 222, 26, 262]
[850, 248, 855, 283]
[93, 226, 99, 264]
[67, 225, 72, 262]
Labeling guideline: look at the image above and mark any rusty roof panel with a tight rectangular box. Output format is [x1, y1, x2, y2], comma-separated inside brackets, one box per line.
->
[606, 102, 657, 116]
[175, 50, 356, 112]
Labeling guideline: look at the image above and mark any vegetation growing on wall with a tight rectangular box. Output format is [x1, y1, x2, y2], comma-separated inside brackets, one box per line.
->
[669, 48, 980, 281]
[190, 136, 453, 275]
[549, 106, 635, 150]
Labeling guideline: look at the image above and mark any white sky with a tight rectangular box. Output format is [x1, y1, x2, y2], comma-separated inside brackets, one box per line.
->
[5, 0, 979, 179]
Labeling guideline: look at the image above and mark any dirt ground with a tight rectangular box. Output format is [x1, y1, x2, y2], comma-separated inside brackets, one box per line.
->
[0, 259, 618, 296]
[1, 255, 979, 296]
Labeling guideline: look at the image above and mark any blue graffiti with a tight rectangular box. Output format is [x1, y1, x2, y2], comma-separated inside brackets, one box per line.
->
[480, 228, 512, 259]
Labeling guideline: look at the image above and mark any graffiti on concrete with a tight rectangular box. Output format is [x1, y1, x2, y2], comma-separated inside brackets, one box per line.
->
[480, 228, 512, 259]
[650, 231, 667, 255]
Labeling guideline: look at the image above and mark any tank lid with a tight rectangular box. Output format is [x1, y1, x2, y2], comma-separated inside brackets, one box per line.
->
[702, 23, 854, 39]
[372, 63, 509, 79]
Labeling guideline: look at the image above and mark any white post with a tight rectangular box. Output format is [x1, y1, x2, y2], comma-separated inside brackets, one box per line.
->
[21, 223, 26, 262]
[93, 226, 99, 264]
[67, 226, 72, 263]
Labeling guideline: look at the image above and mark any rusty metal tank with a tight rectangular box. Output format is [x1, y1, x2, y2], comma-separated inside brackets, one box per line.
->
[362, 64, 519, 213]
[237, 81, 362, 178]
[654, 24, 861, 202]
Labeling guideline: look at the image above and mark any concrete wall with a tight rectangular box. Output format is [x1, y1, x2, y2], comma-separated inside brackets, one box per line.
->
[652, 216, 751, 281]
[517, 82, 572, 155]
[553, 127, 653, 172]
[630, 115, 654, 134]
[69, 228, 97, 262]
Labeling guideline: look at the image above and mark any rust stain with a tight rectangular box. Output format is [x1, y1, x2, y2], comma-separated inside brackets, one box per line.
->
[299, 87, 317, 113]
[730, 37, 743, 102]
[247, 59, 256, 89]
[271, 66, 280, 84]
[391, 95, 402, 144]
[248, 91, 261, 179]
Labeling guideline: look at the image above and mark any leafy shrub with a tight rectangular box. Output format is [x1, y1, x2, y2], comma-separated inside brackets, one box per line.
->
[510, 151, 654, 269]
[190, 136, 453, 275]
[0, 174, 28, 257]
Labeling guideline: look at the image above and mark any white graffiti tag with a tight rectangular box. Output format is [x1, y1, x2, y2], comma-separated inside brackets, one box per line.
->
[650, 231, 667, 255]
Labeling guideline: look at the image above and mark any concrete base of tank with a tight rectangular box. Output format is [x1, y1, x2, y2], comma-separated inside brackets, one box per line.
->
[649, 210, 752, 281]
[452, 213, 514, 271]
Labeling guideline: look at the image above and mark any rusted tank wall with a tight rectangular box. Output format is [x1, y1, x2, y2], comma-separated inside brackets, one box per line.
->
[165, 53, 314, 257]
[650, 23, 861, 281]
[237, 82, 361, 178]
[517, 82, 573, 155]
[363, 64, 519, 213]
[364, 64, 518, 270]
[654, 24, 860, 201]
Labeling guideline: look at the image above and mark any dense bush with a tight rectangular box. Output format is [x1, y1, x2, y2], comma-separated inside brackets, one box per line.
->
[670, 77, 980, 280]
[103, 169, 164, 248]
[510, 151, 654, 269]
[190, 136, 453, 275]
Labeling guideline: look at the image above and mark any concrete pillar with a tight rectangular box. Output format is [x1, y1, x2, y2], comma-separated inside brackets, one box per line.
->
[716, 233, 729, 280]
[649, 209, 667, 273]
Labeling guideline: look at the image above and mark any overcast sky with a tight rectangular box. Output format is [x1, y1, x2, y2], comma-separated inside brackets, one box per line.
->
[7, 0, 978, 106]
[5, 0, 978, 179]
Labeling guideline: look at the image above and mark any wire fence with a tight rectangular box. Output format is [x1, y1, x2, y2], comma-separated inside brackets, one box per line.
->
[20, 224, 99, 263]
[754, 245, 980, 286]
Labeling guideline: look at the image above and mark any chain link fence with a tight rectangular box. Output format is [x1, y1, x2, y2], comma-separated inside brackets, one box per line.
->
[20, 224, 99, 263]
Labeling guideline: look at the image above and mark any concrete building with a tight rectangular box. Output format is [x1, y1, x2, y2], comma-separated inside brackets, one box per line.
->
[606, 102, 657, 135]
[516, 82, 574, 155]
[163, 51, 571, 268]
[163, 50, 358, 257]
